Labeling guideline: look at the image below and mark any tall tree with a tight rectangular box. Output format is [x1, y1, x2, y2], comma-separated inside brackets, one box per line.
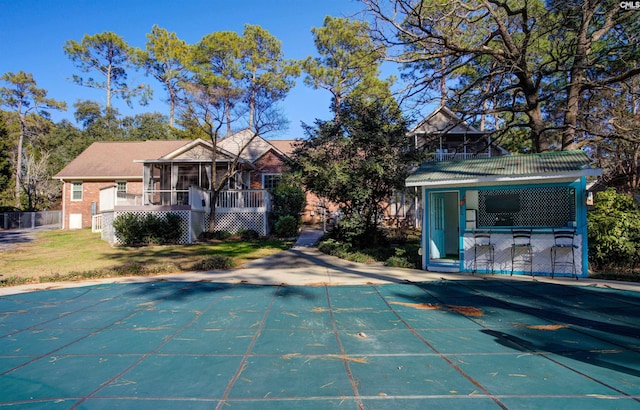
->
[136, 25, 189, 128]
[0, 113, 13, 205]
[303, 16, 386, 115]
[292, 93, 414, 246]
[64, 31, 151, 111]
[240, 24, 300, 130]
[363, 0, 640, 152]
[189, 31, 245, 137]
[178, 79, 287, 232]
[0, 71, 66, 208]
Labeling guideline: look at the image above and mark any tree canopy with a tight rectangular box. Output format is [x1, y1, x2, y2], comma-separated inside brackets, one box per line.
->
[362, 0, 640, 153]
[292, 95, 414, 246]
[64, 31, 152, 110]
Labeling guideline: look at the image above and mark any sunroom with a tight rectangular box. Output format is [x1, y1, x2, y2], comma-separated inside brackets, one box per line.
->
[406, 151, 602, 278]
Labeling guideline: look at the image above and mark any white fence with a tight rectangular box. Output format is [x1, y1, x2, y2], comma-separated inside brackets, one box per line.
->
[0, 211, 62, 230]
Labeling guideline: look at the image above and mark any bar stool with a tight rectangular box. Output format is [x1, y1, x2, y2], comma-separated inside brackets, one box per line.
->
[511, 229, 533, 277]
[550, 229, 578, 279]
[473, 231, 494, 274]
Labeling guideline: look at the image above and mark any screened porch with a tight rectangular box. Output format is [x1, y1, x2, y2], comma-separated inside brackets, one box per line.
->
[142, 161, 254, 207]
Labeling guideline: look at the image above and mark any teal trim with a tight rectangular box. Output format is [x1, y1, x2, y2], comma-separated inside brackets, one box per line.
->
[421, 179, 590, 277]
[421, 187, 428, 269]
[579, 177, 589, 277]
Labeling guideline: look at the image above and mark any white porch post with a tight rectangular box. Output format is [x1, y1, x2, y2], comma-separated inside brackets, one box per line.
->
[171, 163, 177, 205]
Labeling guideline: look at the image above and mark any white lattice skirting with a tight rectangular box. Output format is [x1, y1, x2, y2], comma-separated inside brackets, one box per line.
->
[101, 208, 268, 245]
[209, 209, 268, 236]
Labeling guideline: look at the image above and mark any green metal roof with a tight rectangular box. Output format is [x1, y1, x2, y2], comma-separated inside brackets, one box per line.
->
[406, 150, 601, 187]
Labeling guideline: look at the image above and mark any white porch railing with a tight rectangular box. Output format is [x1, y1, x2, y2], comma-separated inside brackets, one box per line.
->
[216, 190, 270, 209]
[92, 214, 103, 233]
[427, 152, 491, 161]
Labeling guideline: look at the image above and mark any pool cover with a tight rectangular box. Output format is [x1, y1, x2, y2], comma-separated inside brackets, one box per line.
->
[1, 279, 639, 409]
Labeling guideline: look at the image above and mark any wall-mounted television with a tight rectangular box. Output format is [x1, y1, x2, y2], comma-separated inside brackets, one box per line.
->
[484, 193, 521, 213]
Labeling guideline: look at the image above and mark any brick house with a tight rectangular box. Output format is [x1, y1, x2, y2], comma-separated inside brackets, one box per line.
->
[53, 130, 301, 241]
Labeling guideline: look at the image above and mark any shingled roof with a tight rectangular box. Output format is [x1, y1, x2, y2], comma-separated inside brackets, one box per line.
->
[406, 150, 601, 187]
[54, 140, 190, 180]
[217, 129, 297, 162]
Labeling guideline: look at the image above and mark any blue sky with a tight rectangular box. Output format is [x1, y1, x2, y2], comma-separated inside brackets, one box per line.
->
[0, 0, 394, 140]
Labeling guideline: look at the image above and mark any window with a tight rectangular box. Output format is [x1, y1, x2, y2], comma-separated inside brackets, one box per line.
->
[117, 181, 127, 193]
[71, 182, 82, 201]
[262, 174, 281, 190]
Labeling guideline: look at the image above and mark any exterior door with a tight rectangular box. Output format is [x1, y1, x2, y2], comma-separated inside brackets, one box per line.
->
[430, 193, 446, 259]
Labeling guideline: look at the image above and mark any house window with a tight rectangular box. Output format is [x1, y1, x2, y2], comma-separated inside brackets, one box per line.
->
[71, 182, 82, 201]
[117, 181, 127, 193]
[262, 174, 281, 190]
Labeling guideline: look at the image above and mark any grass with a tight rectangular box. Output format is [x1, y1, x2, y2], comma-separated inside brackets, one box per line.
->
[0, 229, 293, 287]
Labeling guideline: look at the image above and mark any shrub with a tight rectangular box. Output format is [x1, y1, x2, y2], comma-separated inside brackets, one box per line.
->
[385, 248, 417, 269]
[588, 189, 640, 270]
[238, 229, 260, 241]
[275, 215, 299, 238]
[270, 182, 307, 222]
[198, 230, 232, 241]
[113, 212, 183, 246]
[191, 255, 235, 271]
[113, 213, 147, 246]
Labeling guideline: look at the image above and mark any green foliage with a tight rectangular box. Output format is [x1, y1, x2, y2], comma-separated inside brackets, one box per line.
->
[136, 25, 189, 128]
[63, 31, 151, 109]
[385, 247, 419, 269]
[0, 114, 12, 203]
[318, 239, 376, 263]
[113, 212, 183, 246]
[238, 229, 260, 241]
[199, 230, 233, 241]
[303, 16, 388, 107]
[190, 255, 235, 271]
[274, 215, 299, 238]
[292, 95, 414, 247]
[270, 181, 306, 219]
[588, 189, 640, 270]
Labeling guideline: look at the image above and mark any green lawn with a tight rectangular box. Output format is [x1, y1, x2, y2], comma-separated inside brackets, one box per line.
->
[0, 229, 293, 286]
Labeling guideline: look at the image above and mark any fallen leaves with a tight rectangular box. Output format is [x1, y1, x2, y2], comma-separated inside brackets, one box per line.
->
[390, 301, 484, 317]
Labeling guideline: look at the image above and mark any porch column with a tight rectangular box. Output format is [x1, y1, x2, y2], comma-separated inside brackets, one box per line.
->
[171, 163, 178, 206]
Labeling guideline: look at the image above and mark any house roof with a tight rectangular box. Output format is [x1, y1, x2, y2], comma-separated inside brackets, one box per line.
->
[217, 129, 296, 162]
[54, 140, 190, 180]
[406, 150, 602, 188]
[409, 105, 485, 136]
[269, 139, 298, 157]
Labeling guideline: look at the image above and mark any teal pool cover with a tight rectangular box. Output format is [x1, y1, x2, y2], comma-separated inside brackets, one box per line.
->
[1, 279, 639, 409]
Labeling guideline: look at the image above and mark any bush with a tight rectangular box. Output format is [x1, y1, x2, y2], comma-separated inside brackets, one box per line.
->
[191, 255, 235, 271]
[113, 212, 183, 246]
[588, 189, 640, 270]
[275, 215, 299, 238]
[270, 182, 307, 222]
[332, 213, 388, 248]
[385, 248, 417, 269]
[113, 213, 147, 246]
[238, 229, 260, 241]
[199, 230, 232, 241]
